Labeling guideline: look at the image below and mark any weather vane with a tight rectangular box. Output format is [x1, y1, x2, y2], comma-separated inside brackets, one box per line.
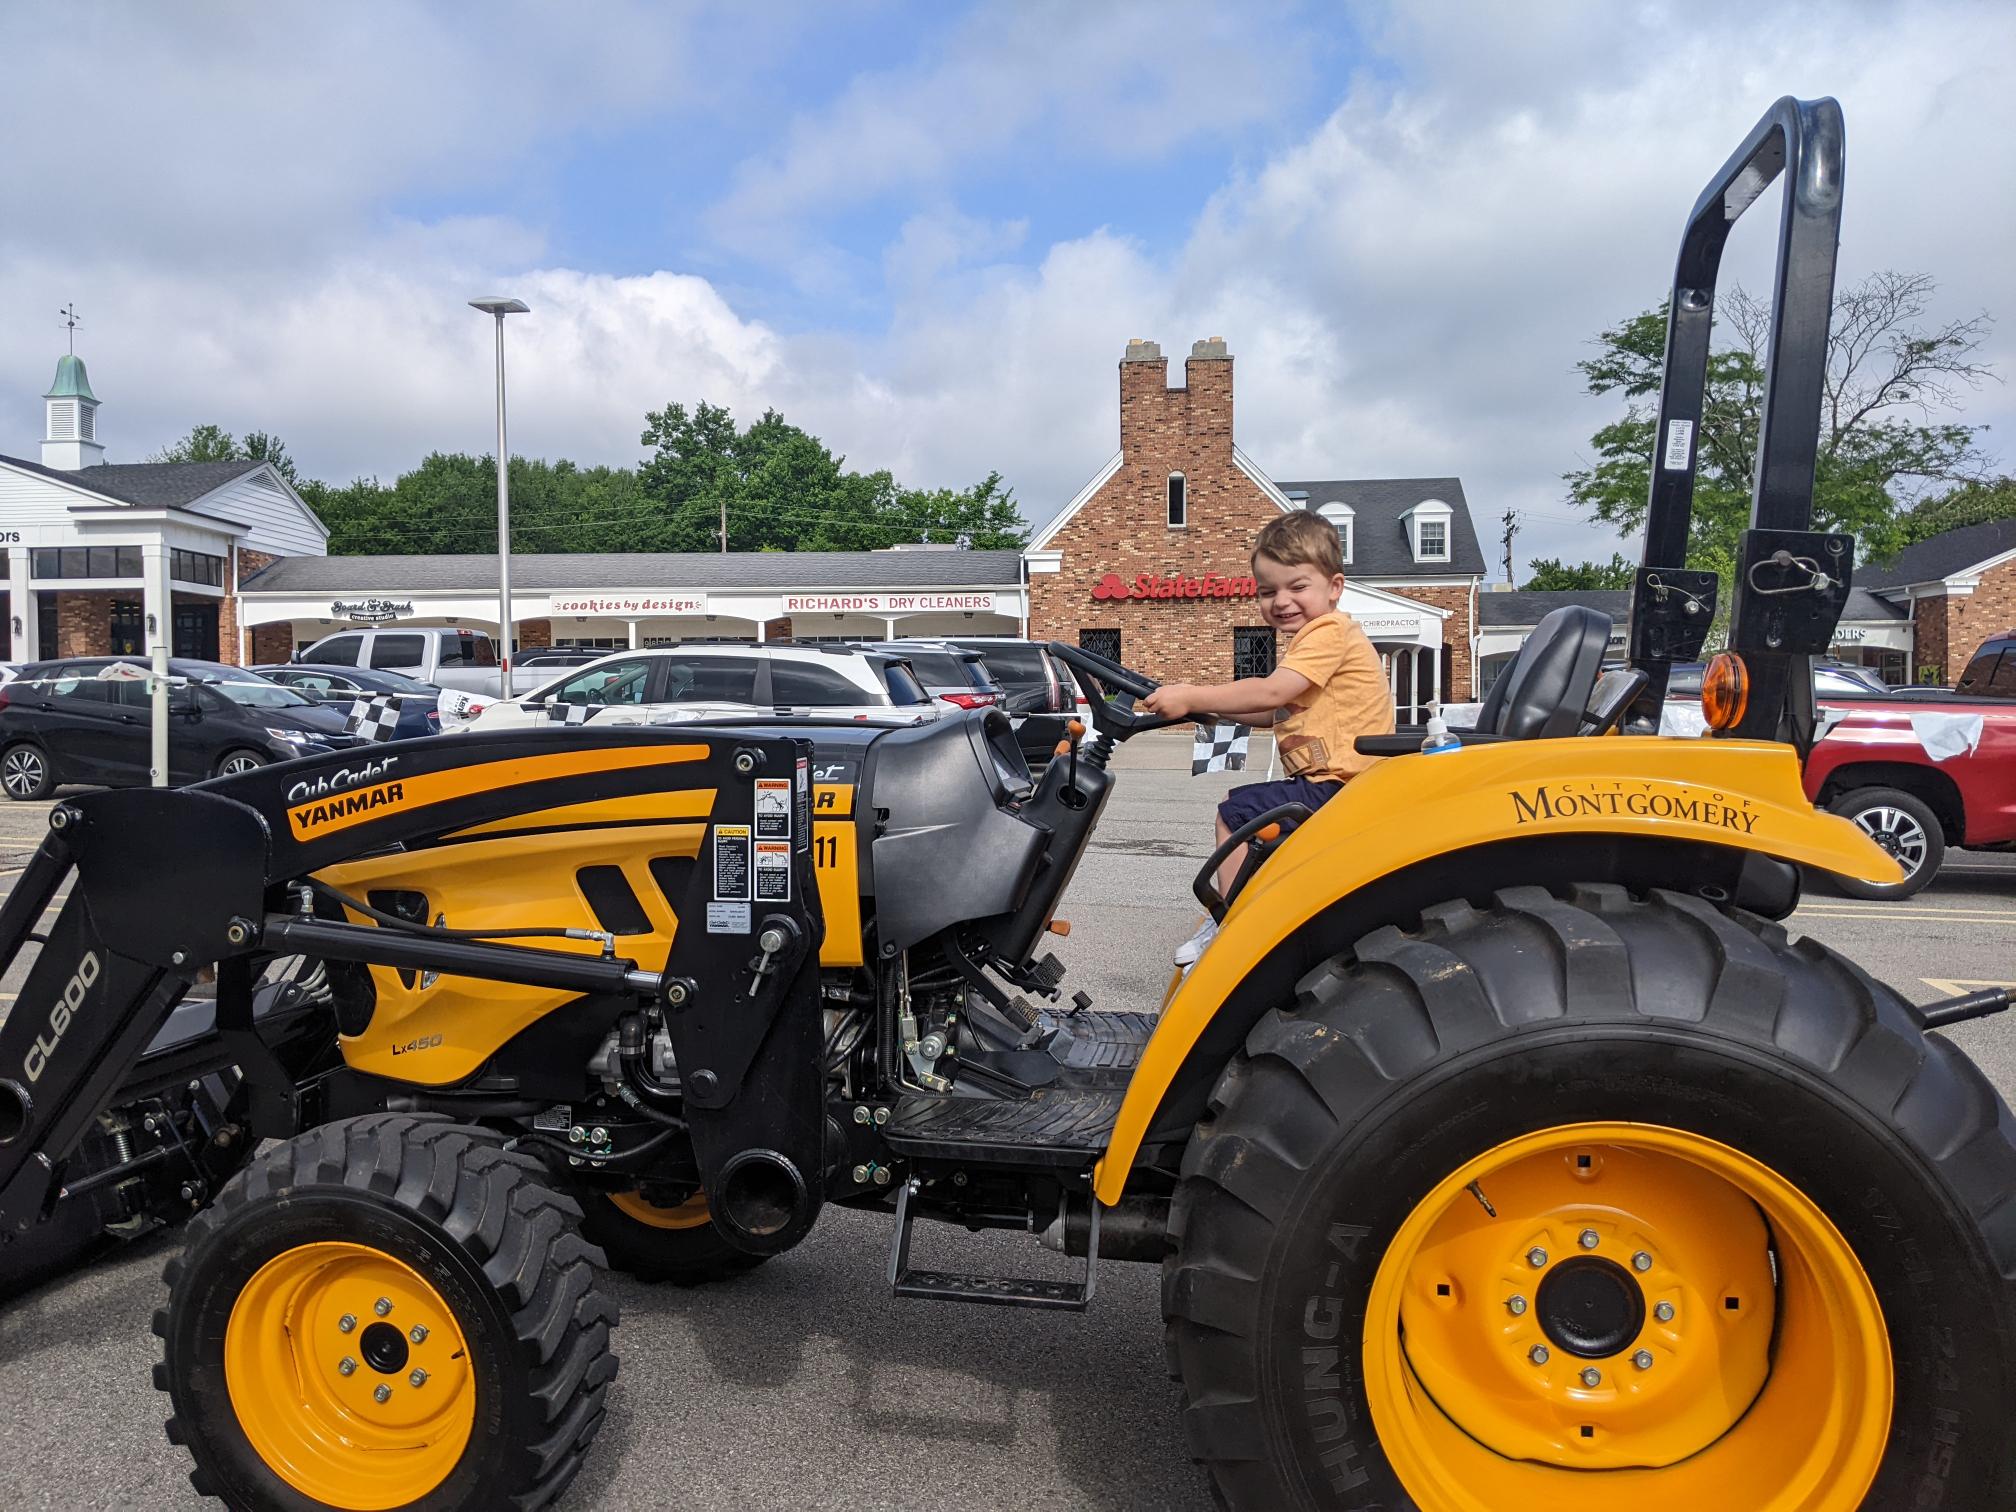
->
[58, 302, 81, 355]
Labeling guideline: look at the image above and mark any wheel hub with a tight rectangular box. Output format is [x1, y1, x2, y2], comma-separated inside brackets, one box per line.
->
[1535, 1256, 1644, 1359]
[359, 1320, 409, 1375]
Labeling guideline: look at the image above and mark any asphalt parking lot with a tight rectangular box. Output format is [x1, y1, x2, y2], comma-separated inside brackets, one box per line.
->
[1, 740, 2014, 1510]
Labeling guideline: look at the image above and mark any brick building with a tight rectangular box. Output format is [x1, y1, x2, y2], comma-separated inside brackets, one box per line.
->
[1025, 337, 1487, 714]
[1858, 518, 2016, 684]
[0, 354, 327, 666]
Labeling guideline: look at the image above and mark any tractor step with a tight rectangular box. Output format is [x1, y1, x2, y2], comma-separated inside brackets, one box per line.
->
[887, 1174, 1098, 1311]
[881, 1087, 1122, 1168]
[1053, 1010, 1156, 1074]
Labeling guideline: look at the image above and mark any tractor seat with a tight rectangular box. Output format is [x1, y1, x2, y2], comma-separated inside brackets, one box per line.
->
[1471, 604, 1613, 740]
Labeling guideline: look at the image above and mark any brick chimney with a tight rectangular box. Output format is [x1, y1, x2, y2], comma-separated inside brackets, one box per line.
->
[1118, 336, 1235, 465]
[1184, 336, 1232, 459]
[1119, 338, 1170, 456]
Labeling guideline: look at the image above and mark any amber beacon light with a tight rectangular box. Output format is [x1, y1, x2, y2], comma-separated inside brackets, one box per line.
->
[1702, 653, 1750, 730]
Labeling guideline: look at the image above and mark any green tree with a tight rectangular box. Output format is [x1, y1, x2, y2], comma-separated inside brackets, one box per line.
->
[1567, 272, 1995, 588]
[1896, 475, 2016, 547]
[153, 423, 301, 484]
[1523, 553, 1636, 591]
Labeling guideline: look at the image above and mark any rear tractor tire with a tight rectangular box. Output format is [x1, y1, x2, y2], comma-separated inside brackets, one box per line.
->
[1163, 884, 2016, 1511]
[154, 1113, 619, 1511]
[577, 1186, 768, 1285]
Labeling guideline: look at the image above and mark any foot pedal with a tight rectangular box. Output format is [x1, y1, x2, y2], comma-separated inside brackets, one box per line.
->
[887, 1176, 1097, 1311]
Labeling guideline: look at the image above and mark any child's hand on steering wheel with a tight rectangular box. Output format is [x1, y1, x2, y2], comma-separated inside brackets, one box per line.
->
[1140, 684, 1198, 719]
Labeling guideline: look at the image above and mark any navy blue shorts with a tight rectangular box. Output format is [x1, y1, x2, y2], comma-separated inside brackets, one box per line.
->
[1217, 775, 1343, 832]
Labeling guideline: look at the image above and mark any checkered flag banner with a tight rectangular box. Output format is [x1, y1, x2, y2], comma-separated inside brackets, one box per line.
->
[1191, 722, 1251, 775]
[344, 694, 402, 743]
[545, 700, 593, 725]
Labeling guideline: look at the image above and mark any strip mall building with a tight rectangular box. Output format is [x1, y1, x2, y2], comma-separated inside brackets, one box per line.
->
[0, 340, 1944, 704]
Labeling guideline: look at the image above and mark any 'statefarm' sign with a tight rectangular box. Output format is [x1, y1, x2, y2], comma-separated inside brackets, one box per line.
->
[1090, 571, 1256, 601]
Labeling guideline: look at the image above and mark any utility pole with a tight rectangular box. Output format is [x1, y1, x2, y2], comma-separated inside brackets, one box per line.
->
[468, 297, 530, 682]
[1500, 508, 1521, 586]
[720, 496, 728, 553]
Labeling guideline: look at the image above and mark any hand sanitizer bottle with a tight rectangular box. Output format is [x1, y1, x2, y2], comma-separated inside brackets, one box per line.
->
[1420, 713, 1461, 755]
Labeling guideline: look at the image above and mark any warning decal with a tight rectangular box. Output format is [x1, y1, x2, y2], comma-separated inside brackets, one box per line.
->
[754, 840, 792, 901]
[755, 778, 792, 839]
[1661, 418, 1695, 472]
[714, 824, 751, 901]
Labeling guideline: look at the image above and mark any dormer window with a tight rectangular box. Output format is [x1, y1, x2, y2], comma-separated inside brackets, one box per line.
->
[1317, 501, 1354, 564]
[1167, 472, 1187, 528]
[1402, 498, 1454, 563]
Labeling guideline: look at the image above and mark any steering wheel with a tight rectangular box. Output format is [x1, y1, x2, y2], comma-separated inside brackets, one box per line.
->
[1044, 641, 1192, 741]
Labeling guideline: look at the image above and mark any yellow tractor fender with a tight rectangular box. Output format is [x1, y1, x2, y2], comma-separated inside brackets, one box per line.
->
[1092, 735, 1905, 1205]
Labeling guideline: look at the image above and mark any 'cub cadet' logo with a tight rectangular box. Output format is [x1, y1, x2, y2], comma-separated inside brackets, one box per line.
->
[1510, 781, 1759, 834]
[288, 779, 407, 838]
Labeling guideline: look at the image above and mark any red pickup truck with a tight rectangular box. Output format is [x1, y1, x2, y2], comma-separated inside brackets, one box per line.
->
[1805, 667, 2016, 898]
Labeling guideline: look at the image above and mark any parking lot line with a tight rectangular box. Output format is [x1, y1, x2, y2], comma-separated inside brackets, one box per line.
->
[1797, 904, 2016, 923]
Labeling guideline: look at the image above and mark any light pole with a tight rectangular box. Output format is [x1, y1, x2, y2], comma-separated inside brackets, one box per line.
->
[469, 296, 530, 682]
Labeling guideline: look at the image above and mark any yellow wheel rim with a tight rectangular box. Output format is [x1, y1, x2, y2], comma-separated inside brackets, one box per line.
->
[225, 1242, 476, 1510]
[609, 1188, 712, 1230]
[1364, 1122, 1891, 1511]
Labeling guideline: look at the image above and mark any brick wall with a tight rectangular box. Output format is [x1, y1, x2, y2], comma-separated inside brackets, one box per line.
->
[763, 616, 795, 642]
[1028, 337, 1478, 689]
[1919, 559, 2016, 683]
[1030, 340, 1286, 684]
[53, 590, 126, 656]
[219, 546, 281, 667]
[250, 622, 294, 664]
[516, 618, 553, 651]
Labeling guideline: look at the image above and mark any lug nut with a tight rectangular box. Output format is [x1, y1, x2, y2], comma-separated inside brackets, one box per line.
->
[1632, 1251, 1653, 1273]
[1528, 1345, 1550, 1365]
[337, 1314, 357, 1333]
[1580, 1367, 1602, 1388]
[374, 1384, 392, 1404]
[1579, 1228, 1600, 1250]
[872, 1166, 892, 1186]
[1506, 1295, 1528, 1317]
[853, 1106, 872, 1125]
[568, 1126, 586, 1144]
[409, 1325, 429, 1344]
[1633, 1350, 1654, 1371]
[409, 1368, 429, 1387]
[374, 1297, 393, 1316]
[852, 1163, 870, 1183]
[1526, 1247, 1548, 1269]
[873, 1107, 890, 1126]
[1655, 1301, 1676, 1323]
[338, 1357, 357, 1376]
[589, 1127, 608, 1145]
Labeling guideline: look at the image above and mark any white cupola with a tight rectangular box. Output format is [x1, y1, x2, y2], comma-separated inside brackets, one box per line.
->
[42, 354, 105, 469]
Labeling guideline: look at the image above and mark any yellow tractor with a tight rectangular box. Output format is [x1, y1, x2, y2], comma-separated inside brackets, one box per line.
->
[1, 96, 2010, 1510]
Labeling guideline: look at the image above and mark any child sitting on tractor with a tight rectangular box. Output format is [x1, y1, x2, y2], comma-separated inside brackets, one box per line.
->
[1141, 509, 1395, 965]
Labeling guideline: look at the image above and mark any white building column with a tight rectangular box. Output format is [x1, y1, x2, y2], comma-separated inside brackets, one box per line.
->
[142, 542, 172, 786]
[7, 550, 34, 662]
[626, 619, 641, 650]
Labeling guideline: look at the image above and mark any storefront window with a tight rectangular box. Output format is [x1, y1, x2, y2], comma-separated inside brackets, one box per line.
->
[1233, 626, 1276, 679]
[169, 549, 225, 586]
[1080, 628, 1121, 664]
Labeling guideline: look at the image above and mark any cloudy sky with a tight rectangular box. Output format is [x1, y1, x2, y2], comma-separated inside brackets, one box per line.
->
[2, 0, 2009, 573]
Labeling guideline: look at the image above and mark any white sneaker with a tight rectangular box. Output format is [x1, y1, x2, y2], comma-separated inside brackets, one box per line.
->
[1174, 915, 1219, 969]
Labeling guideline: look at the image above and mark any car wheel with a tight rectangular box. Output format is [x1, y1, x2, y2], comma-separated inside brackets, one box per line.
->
[1827, 786, 1944, 899]
[215, 750, 269, 779]
[1, 742, 55, 800]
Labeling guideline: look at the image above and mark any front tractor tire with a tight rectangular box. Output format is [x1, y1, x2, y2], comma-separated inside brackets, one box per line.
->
[154, 1114, 619, 1511]
[577, 1187, 768, 1285]
[1163, 884, 2016, 1512]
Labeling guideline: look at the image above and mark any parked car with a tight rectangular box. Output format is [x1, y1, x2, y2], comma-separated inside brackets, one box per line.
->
[253, 663, 443, 741]
[466, 643, 936, 732]
[1804, 685, 2016, 898]
[944, 637, 1073, 715]
[507, 647, 604, 695]
[293, 626, 502, 696]
[862, 640, 1003, 712]
[0, 658, 361, 798]
[1662, 659, 1892, 700]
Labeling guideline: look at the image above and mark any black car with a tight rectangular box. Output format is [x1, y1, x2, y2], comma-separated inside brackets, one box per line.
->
[253, 663, 443, 740]
[0, 657, 360, 799]
[945, 638, 1074, 715]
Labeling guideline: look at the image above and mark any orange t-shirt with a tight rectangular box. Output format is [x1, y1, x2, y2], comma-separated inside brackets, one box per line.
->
[1274, 611, 1395, 781]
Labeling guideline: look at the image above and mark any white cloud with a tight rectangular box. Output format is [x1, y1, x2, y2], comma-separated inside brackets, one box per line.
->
[1, 0, 2009, 584]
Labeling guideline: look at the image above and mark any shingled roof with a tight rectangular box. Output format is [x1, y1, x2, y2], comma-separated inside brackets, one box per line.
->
[1859, 518, 2016, 590]
[1274, 477, 1489, 576]
[0, 453, 265, 508]
[241, 548, 1026, 594]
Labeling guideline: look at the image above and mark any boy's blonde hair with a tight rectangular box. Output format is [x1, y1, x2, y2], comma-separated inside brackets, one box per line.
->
[1252, 510, 1344, 577]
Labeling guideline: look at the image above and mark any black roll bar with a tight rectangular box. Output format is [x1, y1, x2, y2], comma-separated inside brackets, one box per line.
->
[1628, 97, 1845, 721]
